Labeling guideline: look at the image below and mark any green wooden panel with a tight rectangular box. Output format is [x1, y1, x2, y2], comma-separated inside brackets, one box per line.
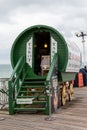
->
[60, 72, 76, 82]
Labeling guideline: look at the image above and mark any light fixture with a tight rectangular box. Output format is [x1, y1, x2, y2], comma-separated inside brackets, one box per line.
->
[44, 43, 48, 48]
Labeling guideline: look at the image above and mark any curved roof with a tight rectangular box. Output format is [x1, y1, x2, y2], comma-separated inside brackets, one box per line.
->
[11, 25, 68, 71]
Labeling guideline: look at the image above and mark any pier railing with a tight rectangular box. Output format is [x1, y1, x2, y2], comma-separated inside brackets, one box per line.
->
[0, 78, 9, 110]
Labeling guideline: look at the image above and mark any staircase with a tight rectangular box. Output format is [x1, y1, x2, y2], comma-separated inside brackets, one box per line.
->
[15, 78, 47, 113]
[8, 53, 58, 115]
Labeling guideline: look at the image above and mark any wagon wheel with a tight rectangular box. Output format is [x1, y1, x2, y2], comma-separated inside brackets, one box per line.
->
[61, 85, 67, 106]
[68, 83, 74, 101]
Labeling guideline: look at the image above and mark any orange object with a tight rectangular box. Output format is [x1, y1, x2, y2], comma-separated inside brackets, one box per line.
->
[78, 73, 84, 87]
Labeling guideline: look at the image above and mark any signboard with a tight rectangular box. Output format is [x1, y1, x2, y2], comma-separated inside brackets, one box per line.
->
[66, 41, 81, 72]
[16, 98, 34, 104]
[26, 37, 32, 67]
[51, 37, 57, 62]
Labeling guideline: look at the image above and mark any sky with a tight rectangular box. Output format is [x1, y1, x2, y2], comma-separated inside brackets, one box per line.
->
[0, 0, 87, 64]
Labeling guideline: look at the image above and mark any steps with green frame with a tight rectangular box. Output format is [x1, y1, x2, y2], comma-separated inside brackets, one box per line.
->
[15, 78, 48, 113]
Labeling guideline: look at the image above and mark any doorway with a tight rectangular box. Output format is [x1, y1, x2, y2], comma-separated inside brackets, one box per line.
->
[34, 31, 50, 75]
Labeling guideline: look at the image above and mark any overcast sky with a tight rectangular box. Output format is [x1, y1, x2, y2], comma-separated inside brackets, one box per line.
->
[0, 0, 87, 64]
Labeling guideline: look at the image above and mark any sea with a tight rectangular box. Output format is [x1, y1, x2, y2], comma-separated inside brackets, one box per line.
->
[0, 64, 13, 78]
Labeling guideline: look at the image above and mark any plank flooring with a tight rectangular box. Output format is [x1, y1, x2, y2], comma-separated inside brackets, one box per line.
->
[0, 87, 87, 130]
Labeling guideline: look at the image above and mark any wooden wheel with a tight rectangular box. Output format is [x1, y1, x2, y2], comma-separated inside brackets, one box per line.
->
[68, 83, 74, 101]
[61, 85, 67, 106]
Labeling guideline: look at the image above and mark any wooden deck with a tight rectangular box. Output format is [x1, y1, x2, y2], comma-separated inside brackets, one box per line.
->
[0, 87, 87, 130]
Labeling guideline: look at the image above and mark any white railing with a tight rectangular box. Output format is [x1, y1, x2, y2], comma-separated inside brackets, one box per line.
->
[0, 78, 9, 110]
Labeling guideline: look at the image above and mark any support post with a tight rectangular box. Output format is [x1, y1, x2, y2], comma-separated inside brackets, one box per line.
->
[8, 81, 14, 115]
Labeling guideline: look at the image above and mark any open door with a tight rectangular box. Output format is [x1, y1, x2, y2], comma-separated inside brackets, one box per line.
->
[34, 31, 50, 75]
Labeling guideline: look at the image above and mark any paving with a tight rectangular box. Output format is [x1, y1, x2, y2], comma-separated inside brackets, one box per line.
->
[0, 87, 87, 130]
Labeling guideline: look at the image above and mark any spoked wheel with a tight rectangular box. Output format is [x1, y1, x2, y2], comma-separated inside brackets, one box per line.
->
[68, 83, 74, 101]
[61, 85, 67, 106]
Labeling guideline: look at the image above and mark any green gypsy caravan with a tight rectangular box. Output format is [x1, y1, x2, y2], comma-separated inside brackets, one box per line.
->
[8, 25, 81, 115]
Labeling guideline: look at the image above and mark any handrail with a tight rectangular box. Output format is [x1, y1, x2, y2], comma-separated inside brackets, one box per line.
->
[45, 53, 58, 115]
[8, 56, 25, 115]
[9, 56, 25, 82]
[46, 53, 58, 81]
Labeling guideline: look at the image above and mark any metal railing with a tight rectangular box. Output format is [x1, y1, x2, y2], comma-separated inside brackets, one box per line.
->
[0, 78, 9, 110]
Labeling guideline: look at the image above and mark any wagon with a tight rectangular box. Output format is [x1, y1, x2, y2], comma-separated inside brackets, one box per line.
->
[8, 25, 81, 115]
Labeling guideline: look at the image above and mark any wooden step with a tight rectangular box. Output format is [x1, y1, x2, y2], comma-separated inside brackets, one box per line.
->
[23, 81, 45, 85]
[21, 85, 45, 88]
[19, 90, 44, 93]
[24, 78, 46, 81]
[17, 95, 46, 98]
[14, 107, 46, 111]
